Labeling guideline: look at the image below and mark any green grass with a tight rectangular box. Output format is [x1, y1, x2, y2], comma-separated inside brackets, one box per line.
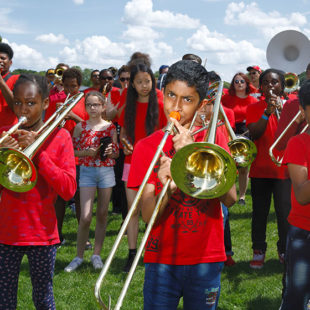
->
[16, 183, 284, 310]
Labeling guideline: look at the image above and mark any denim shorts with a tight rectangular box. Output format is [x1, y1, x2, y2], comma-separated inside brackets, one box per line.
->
[144, 262, 224, 310]
[79, 165, 115, 189]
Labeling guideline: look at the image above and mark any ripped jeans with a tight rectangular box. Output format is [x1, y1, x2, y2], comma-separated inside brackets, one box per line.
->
[143, 262, 224, 310]
[280, 224, 310, 310]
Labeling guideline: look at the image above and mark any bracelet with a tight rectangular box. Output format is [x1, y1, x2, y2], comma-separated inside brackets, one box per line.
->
[261, 114, 269, 121]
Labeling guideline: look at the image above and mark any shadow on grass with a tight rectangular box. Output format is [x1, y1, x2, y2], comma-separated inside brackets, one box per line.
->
[245, 296, 281, 310]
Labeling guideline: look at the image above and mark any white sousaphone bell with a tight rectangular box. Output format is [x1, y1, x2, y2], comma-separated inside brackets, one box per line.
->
[266, 29, 310, 74]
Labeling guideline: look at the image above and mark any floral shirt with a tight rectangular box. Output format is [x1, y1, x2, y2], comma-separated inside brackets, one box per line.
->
[73, 121, 118, 167]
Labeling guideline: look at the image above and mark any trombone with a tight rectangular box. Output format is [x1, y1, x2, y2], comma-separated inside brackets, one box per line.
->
[0, 92, 84, 192]
[0, 116, 27, 145]
[284, 72, 299, 93]
[269, 110, 308, 166]
[95, 81, 237, 310]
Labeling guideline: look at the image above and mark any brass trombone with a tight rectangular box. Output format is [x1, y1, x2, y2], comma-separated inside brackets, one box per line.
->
[0, 92, 84, 192]
[269, 110, 308, 166]
[0, 116, 27, 145]
[94, 81, 237, 310]
[284, 72, 299, 93]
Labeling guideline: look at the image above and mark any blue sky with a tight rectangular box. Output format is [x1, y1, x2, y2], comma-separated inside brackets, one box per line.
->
[1, 0, 310, 81]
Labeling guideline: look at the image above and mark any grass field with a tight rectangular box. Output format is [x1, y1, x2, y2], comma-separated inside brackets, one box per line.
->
[16, 184, 284, 310]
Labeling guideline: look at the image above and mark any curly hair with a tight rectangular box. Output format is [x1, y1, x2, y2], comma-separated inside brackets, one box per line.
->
[124, 63, 158, 144]
[62, 68, 82, 86]
[259, 68, 285, 96]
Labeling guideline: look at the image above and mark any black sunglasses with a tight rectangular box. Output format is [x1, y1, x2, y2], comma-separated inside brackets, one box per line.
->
[120, 77, 130, 82]
[100, 76, 113, 81]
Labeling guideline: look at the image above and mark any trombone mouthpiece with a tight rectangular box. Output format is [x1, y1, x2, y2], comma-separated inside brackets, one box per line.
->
[169, 111, 180, 121]
[19, 116, 27, 124]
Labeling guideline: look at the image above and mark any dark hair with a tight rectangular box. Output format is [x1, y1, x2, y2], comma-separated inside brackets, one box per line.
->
[13, 74, 49, 100]
[85, 91, 106, 105]
[62, 68, 82, 86]
[298, 80, 310, 109]
[259, 68, 285, 95]
[108, 66, 118, 77]
[182, 53, 202, 65]
[99, 69, 113, 78]
[228, 72, 252, 96]
[0, 42, 14, 60]
[56, 63, 69, 70]
[164, 60, 209, 102]
[208, 71, 221, 83]
[306, 63, 310, 72]
[127, 52, 152, 69]
[124, 63, 158, 143]
[118, 65, 130, 76]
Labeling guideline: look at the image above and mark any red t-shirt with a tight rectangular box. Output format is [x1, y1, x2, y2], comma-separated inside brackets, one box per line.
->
[83, 87, 100, 95]
[222, 94, 258, 124]
[49, 87, 67, 106]
[246, 99, 285, 179]
[0, 127, 77, 245]
[127, 129, 228, 265]
[283, 133, 310, 231]
[45, 93, 88, 136]
[0, 72, 19, 127]
[118, 97, 167, 164]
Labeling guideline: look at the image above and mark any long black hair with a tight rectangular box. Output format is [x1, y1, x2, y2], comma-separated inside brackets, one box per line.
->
[124, 63, 158, 144]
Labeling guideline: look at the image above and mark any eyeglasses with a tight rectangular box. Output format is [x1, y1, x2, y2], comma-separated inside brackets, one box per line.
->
[120, 77, 130, 82]
[234, 79, 245, 84]
[92, 74, 100, 78]
[85, 103, 102, 108]
[100, 76, 113, 81]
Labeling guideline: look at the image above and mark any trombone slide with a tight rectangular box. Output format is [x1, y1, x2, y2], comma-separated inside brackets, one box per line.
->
[0, 116, 27, 145]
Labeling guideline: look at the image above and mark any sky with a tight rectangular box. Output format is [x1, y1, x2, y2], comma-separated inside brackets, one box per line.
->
[1, 0, 310, 81]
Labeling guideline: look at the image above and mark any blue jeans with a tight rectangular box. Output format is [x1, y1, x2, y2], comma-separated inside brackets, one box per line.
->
[143, 262, 224, 310]
[280, 225, 310, 310]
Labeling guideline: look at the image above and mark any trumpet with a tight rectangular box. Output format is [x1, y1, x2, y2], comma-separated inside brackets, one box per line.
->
[0, 92, 84, 192]
[54, 67, 64, 84]
[269, 110, 308, 166]
[94, 82, 237, 310]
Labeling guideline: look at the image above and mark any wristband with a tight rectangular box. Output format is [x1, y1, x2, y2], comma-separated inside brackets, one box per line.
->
[264, 109, 271, 116]
[261, 114, 269, 121]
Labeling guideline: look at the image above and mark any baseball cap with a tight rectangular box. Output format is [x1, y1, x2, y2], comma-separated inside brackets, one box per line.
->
[247, 65, 262, 73]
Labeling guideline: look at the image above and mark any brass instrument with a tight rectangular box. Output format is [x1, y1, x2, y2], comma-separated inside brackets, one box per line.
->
[0, 92, 84, 192]
[0, 116, 27, 145]
[170, 81, 237, 199]
[54, 67, 64, 84]
[284, 72, 299, 93]
[269, 110, 308, 166]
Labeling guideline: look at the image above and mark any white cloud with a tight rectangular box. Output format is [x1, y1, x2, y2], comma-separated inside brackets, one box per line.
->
[0, 8, 26, 34]
[122, 25, 161, 41]
[123, 0, 200, 29]
[224, 2, 307, 38]
[35, 33, 69, 45]
[73, 0, 84, 4]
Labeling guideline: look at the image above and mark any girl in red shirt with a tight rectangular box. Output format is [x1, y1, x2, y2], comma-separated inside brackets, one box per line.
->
[64, 91, 119, 272]
[118, 62, 167, 272]
[0, 74, 76, 309]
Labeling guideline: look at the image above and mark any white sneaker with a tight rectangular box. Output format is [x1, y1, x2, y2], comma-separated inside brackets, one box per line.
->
[91, 255, 104, 270]
[64, 257, 83, 272]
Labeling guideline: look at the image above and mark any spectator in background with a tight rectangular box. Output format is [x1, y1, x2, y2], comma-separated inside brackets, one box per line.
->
[247, 65, 262, 98]
[45, 68, 55, 90]
[0, 42, 19, 127]
[84, 70, 101, 94]
[182, 53, 202, 65]
[156, 65, 169, 91]
[49, 63, 69, 107]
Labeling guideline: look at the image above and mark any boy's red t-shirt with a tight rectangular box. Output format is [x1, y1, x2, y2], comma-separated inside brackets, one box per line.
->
[283, 133, 310, 230]
[222, 94, 258, 124]
[0, 73, 20, 127]
[127, 129, 228, 265]
[0, 127, 77, 245]
[246, 99, 285, 179]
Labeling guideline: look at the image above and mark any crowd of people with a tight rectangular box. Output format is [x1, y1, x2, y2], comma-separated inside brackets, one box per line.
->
[0, 40, 310, 309]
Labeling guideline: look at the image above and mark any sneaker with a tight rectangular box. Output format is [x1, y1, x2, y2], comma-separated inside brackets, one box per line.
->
[278, 252, 285, 264]
[224, 255, 236, 267]
[91, 255, 104, 270]
[238, 199, 246, 206]
[64, 257, 83, 272]
[123, 253, 136, 273]
[249, 250, 265, 269]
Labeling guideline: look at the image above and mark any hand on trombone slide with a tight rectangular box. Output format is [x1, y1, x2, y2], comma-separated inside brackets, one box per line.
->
[169, 117, 194, 152]
[13, 129, 38, 149]
[0, 131, 19, 148]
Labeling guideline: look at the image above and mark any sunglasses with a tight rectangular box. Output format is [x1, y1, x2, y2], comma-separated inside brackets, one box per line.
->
[234, 79, 245, 84]
[250, 71, 258, 75]
[100, 76, 113, 81]
[120, 77, 130, 82]
[85, 103, 102, 108]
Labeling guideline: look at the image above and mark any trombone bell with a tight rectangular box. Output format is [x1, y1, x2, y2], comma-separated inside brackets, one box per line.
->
[171, 142, 236, 199]
[0, 148, 37, 192]
[228, 137, 257, 167]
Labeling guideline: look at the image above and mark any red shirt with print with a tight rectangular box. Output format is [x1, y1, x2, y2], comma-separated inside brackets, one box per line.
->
[283, 133, 310, 231]
[0, 72, 19, 127]
[0, 127, 76, 245]
[127, 129, 228, 264]
[246, 99, 285, 179]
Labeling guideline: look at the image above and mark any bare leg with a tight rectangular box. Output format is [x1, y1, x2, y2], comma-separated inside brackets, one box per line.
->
[93, 187, 112, 256]
[125, 185, 139, 249]
[76, 187, 96, 258]
[238, 166, 249, 200]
